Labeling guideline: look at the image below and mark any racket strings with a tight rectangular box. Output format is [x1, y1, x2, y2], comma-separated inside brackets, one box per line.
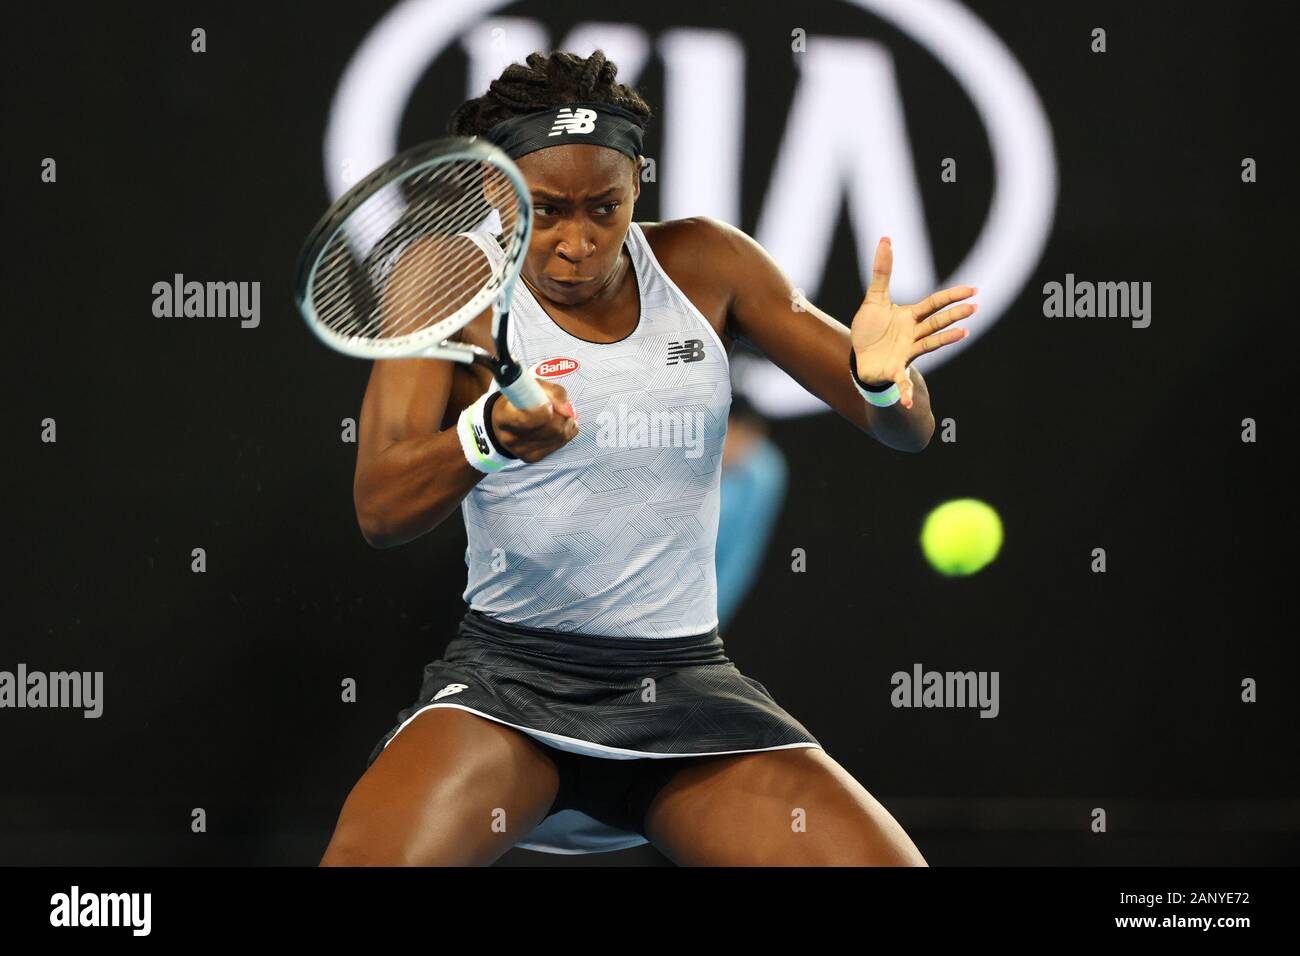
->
[308, 160, 524, 346]
[315, 162, 494, 318]
[314, 168, 509, 339]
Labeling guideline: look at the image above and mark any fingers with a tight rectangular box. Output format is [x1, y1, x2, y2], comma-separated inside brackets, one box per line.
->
[496, 381, 580, 460]
[558, 405, 579, 441]
[910, 285, 977, 322]
[895, 370, 914, 410]
[538, 380, 578, 422]
[916, 301, 977, 338]
[865, 236, 893, 306]
[536, 381, 578, 440]
[511, 401, 554, 426]
[538, 379, 569, 406]
[905, 301, 975, 363]
[909, 325, 970, 362]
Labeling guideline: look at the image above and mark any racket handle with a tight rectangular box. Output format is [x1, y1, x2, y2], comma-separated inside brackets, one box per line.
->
[499, 364, 549, 411]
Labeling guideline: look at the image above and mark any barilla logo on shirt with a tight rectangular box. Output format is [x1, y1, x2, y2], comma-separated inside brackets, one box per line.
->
[535, 357, 580, 379]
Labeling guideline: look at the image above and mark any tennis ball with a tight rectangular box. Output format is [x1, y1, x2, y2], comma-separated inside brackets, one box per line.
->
[920, 498, 1003, 576]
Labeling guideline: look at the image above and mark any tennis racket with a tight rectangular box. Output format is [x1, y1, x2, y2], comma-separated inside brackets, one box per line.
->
[294, 136, 548, 411]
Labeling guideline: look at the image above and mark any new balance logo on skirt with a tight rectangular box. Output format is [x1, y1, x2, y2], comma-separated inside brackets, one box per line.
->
[549, 107, 597, 136]
[666, 339, 705, 364]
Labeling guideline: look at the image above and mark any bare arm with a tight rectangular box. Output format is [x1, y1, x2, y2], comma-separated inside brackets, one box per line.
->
[693, 218, 973, 452]
[352, 356, 482, 548]
[352, 240, 577, 549]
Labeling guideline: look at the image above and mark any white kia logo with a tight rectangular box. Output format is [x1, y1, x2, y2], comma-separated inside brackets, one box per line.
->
[324, 0, 1056, 418]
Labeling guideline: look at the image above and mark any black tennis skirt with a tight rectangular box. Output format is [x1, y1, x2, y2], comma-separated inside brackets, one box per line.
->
[368, 607, 822, 854]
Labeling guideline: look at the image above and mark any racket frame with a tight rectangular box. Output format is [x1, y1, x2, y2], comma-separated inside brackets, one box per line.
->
[294, 137, 546, 408]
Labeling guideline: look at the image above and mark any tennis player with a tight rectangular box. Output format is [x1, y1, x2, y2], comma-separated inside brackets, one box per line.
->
[320, 50, 975, 866]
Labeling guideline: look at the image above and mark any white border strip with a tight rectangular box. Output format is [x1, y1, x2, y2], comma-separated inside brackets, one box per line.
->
[379, 701, 825, 760]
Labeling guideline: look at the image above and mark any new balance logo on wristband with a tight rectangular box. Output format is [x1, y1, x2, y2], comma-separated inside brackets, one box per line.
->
[459, 391, 519, 473]
[666, 339, 705, 365]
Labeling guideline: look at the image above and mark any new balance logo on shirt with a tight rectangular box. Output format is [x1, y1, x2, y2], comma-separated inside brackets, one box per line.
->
[549, 107, 597, 136]
[666, 339, 706, 364]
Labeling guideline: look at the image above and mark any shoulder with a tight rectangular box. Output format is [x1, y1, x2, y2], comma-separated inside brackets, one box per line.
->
[639, 216, 750, 264]
[637, 217, 761, 301]
[634, 218, 752, 350]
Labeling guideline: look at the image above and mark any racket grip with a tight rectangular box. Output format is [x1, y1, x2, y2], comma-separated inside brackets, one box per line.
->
[500, 365, 549, 411]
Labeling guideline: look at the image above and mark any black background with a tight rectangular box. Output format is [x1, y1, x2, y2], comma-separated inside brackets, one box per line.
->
[3, 0, 1294, 866]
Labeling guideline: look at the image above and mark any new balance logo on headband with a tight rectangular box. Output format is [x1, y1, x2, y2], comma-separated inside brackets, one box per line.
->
[549, 107, 597, 136]
[666, 340, 706, 365]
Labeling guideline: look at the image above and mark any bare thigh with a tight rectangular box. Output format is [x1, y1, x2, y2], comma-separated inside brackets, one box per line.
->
[643, 747, 927, 866]
[320, 708, 561, 866]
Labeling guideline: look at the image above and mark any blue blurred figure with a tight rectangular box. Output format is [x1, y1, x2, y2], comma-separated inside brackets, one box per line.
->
[716, 392, 788, 633]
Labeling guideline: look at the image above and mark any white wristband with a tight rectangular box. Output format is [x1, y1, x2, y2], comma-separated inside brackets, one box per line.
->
[851, 374, 901, 408]
[849, 351, 902, 408]
[457, 392, 518, 473]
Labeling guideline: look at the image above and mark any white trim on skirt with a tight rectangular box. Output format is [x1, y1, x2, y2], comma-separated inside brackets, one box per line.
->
[379, 701, 825, 761]
[377, 701, 825, 855]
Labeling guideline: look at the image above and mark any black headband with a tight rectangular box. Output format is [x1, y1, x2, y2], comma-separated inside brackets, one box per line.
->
[481, 101, 645, 163]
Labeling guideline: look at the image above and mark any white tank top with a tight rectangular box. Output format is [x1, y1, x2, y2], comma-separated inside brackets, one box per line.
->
[460, 222, 731, 638]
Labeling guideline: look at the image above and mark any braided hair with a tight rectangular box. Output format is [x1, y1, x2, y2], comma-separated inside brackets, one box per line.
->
[448, 49, 652, 137]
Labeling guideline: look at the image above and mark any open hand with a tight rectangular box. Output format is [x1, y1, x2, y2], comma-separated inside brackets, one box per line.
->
[850, 237, 977, 409]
